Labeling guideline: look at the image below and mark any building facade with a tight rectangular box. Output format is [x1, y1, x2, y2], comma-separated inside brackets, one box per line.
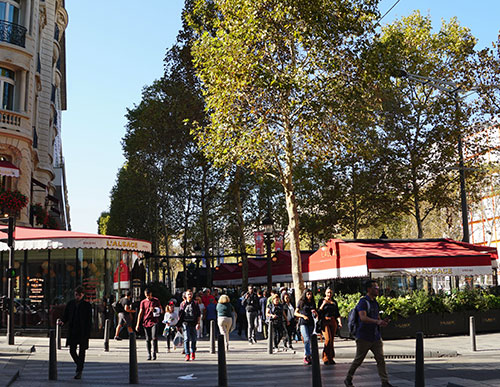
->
[0, 0, 69, 229]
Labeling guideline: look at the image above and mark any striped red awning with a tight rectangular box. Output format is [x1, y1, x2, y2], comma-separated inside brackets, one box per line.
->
[0, 160, 19, 178]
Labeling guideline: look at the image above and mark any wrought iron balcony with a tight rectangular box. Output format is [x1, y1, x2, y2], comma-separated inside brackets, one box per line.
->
[0, 20, 26, 48]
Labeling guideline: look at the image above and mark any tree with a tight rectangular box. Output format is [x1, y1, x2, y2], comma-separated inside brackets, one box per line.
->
[97, 211, 109, 235]
[188, 0, 380, 297]
[368, 12, 487, 238]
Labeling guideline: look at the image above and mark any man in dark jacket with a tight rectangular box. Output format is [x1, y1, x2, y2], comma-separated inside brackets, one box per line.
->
[242, 285, 260, 344]
[60, 286, 92, 380]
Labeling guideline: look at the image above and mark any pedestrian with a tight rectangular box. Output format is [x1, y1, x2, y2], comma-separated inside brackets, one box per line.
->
[216, 294, 234, 351]
[282, 292, 296, 350]
[266, 294, 286, 351]
[259, 290, 269, 339]
[59, 286, 92, 380]
[344, 280, 393, 387]
[242, 285, 260, 344]
[135, 288, 163, 360]
[114, 291, 135, 340]
[295, 288, 317, 365]
[236, 291, 248, 337]
[318, 287, 341, 365]
[196, 295, 205, 338]
[206, 297, 218, 336]
[178, 289, 201, 361]
[162, 302, 179, 352]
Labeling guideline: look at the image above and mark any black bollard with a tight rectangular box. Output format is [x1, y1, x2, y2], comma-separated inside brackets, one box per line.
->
[129, 331, 138, 384]
[56, 319, 62, 350]
[210, 319, 216, 354]
[104, 319, 110, 352]
[49, 329, 57, 380]
[218, 334, 228, 387]
[267, 321, 273, 354]
[310, 334, 322, 387]
[415, 331, 424, 387]
[469, 316, 476, 351]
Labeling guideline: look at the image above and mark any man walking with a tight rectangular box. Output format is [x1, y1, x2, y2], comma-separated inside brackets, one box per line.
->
[60, 286, 92, 380]
[178, 289, 201, 361]
[136, 288, 162, 360]
[344, 280, 393, 387]
[114, 291, 135, 340]
[242, 285, 260, 344]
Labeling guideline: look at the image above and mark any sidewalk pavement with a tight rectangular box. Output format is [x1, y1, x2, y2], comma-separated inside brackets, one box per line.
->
[0, 332, 499, 386]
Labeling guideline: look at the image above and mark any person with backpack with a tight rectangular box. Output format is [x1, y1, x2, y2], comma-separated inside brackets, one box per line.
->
[294, 289, 317, 365]
[242, 285, 260, 344]
[136, 288, 163, 360]
[114, 291, 135, 340]
[318, 287, 341, 364]
[178, 289, 201, 361]
[344, 280, 393, 387]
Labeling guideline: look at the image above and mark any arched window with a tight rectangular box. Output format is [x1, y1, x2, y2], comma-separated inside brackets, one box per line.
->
[0, 155, 13, 191]
[0, 67, 14, 110]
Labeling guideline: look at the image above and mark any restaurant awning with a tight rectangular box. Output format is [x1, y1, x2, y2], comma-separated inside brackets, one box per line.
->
[308, 239, 497, 280]
[0, 160, 19, 178]
[0, 227, 152, 253]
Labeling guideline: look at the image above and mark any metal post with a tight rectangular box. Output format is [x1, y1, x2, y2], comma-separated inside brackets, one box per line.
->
[49, 329, 57, 380]
[217, 334, 228, 387]
[104, 318, 110, 352]
[210, 319, 216, 354]
[266, 236, 273, 291]
[56, 319, 61, 350]
[129, 331, 138, 384]
[311, 334, 322, 387]
[415, 331, 424, 387]
[7, 236, 14, 345]
[469, 316, 476, 352]
[267, 320, 273, 354]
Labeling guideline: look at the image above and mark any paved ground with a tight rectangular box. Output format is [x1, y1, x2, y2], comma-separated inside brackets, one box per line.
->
[1, 332, 500, 386]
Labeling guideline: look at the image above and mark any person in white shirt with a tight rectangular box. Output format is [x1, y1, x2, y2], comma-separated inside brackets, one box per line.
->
[162, 302, 179, 352]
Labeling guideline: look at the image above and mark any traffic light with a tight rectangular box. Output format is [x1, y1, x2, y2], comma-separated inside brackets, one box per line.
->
[5, 267, 17, 278]
[0, 295, 9, 312]
[0, 216, 14, 247]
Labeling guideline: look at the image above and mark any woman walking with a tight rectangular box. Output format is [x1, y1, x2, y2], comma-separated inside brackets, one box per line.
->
[216, 295, 234, 351]
[318, 287, 341, 364]
[295, 289, 317, 365]
[267, 294, 286, 351]
[282, 293, 296, 350]
[162, 302, 179, 352]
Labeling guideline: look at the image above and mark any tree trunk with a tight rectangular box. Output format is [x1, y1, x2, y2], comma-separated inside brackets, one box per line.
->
[412, 179, 424, 239]
[201, 166, 212, 286]
[233, 167, 248, 289]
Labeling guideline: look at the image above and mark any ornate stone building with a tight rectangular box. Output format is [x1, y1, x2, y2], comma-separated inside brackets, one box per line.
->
[0, 0, 69, 229]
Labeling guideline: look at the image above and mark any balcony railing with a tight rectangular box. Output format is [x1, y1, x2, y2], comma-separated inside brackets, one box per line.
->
[0, 20, 26, 48]
[0, 109, 23, 127]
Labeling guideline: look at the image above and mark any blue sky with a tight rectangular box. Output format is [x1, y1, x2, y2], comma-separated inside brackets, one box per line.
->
[62, 0, 500, 233]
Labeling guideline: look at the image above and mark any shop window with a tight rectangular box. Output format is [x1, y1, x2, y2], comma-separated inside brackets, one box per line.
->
[0, 67, 14, 111]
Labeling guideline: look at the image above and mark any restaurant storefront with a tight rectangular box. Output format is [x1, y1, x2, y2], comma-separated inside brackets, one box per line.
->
[0, 227, 151, 334]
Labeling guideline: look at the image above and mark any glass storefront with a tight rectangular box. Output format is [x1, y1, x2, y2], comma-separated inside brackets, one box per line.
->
[0, 247, 147, 333]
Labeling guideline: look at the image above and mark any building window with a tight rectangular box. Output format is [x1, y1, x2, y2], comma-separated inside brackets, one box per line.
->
[0, 67, 14, 110]
[0, 1, 19, 24]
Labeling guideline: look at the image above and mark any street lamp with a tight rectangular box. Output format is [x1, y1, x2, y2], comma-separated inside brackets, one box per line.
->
[396, 69, 472, 243]
[161, 258, 168, 288]
[261, 211, 274, 291]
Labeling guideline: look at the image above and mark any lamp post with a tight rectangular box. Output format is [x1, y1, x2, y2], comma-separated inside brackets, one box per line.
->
[261, 212, 274, 291]
[161, 258, 168, 288]
[396, 69, 472, 243]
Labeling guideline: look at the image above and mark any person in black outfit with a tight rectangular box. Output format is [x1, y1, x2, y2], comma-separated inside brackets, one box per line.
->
[242, 285, 260, 344]
[59, 286, 92, 379]
[266, 294, 286, 350]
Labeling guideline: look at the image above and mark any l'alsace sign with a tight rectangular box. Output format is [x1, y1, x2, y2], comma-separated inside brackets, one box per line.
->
[405, 266, 492, 277]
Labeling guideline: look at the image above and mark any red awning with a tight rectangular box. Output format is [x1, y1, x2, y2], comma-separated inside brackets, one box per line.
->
[0, 226, 152, 252]
[0, 160, 19, 178]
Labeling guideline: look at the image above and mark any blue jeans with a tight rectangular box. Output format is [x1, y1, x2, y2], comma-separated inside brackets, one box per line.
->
[183, 323, 197, 355]
[300, 324, 314, 357]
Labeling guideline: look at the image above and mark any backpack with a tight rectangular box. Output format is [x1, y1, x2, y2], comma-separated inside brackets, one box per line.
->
[347, 297, 371, 338]
[112, 299, 125, 314]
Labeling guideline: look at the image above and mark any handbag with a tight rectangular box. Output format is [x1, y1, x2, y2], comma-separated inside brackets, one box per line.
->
[173, 331, 184, 347]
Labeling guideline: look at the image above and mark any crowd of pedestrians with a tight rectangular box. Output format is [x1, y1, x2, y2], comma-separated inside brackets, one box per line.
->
[61, 280, 394, 386]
